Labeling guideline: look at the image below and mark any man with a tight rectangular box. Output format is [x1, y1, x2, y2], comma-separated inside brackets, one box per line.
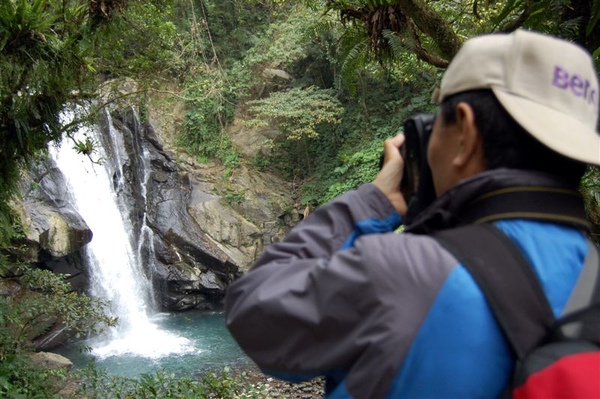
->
[225, 29, 600, 398]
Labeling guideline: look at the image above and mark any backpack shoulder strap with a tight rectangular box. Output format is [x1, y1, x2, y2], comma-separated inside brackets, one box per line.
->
[433, 224, 555, 359]
[561, 240, 600, 343]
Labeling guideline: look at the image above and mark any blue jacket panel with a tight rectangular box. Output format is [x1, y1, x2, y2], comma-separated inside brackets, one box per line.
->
[382, 220, 586, 398]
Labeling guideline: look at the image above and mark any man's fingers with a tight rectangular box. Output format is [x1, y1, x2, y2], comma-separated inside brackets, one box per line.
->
[383, 134, 405, 164]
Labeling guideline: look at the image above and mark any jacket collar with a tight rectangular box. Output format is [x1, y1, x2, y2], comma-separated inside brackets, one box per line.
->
[405, 169, 589, 235]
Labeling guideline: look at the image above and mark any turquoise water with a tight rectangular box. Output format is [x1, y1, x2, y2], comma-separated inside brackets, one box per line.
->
[56, 311, 253, 378]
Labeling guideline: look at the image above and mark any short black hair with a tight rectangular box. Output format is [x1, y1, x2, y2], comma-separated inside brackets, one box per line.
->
[440, 89, 587, 187]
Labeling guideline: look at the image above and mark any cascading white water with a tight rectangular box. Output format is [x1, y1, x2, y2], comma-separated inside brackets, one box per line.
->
[51, 111, 199, 359]
[129, 113, 160, 311]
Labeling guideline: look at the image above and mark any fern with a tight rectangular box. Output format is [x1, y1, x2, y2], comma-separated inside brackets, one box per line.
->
[337, 28, 370, 94]
[382, 29, 409, 60]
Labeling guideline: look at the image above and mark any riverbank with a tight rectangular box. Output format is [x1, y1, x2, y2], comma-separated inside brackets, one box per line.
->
[55, 364, 325, 398]
[237, 366, 325, 398]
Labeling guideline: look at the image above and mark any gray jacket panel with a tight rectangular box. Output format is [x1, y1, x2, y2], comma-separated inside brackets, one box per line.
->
[225, 184, 458, 396]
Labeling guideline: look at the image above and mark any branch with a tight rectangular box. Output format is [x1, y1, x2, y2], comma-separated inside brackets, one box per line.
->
[404, 20, 449, 68]
[395, 0, 462, 61]
[498, 1, 535, 32]
[95, 88, 192, 112]
[411, 44, 450, 68]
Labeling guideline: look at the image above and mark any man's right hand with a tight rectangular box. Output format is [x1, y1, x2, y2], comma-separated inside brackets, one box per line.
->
[373, 134, 408, 217]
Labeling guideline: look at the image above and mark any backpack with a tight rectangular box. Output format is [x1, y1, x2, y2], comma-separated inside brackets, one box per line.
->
[434, 223, 600, 399]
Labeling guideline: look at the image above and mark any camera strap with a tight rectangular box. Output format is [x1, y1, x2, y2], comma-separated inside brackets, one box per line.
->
[458, 186, 591, 231]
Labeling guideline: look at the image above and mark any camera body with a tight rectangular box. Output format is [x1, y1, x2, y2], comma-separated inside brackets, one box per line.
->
[402, 113, 437, 224]
[402, 114, 434, 197]
[379, 113, 437, 225]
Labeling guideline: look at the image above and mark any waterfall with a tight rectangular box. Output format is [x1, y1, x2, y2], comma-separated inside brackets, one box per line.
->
[51, 110, 198, 359]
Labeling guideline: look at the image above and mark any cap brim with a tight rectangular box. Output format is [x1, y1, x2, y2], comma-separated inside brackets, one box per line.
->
[493, 88, 600, 166]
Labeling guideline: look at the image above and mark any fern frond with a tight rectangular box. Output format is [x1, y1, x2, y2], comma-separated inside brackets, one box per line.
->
[304, 18, 338, 41]
[337, 34, 369, 94]
[382, 29, 407, 61]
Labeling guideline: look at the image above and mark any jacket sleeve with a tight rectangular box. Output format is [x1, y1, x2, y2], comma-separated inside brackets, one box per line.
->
[224, 183, 402, 375]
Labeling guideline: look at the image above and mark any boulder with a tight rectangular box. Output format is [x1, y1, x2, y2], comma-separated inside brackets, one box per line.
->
[27, 351, 73, 394]
[27, 351, 73, 372]
[18, 160, 92, 262]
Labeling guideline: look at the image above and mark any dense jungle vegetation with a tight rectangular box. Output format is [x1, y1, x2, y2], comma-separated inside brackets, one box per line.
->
[0, 0, 599, 396]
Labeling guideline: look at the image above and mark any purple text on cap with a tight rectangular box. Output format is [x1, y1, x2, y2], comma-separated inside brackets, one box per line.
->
[553, 66, 598, 107]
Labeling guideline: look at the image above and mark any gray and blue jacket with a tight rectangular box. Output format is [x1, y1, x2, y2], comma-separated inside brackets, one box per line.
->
[225, 169, 592, 398]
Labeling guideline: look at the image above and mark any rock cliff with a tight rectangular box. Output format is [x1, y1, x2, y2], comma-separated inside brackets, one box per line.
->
[19, 101, 296, 315]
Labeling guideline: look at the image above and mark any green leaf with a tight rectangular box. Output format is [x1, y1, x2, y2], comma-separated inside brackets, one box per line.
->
[587, 0, 600, 37]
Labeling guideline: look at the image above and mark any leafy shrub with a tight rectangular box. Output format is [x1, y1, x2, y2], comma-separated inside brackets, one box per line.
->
[0, 353, 66, 398]
[224, 190, 245, 205]
[178, 70, 239, 171]
[302, 139, 382, 205]
[245, 86, 344, 141]
[582, 166, 600, 244]
[75, 364, 270, 399]
[0, 258, 116, 398]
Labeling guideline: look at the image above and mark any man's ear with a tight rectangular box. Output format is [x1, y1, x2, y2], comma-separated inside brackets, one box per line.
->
[452, 102, 485, 172]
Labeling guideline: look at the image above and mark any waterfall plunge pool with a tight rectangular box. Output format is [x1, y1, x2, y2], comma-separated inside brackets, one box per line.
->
[55, 310, 253, 378]
[51, 110, 252, 380]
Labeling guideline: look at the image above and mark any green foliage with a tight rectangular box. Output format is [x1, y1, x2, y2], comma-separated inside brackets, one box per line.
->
[301, 137, 382, 205]
[298, 67, 437, 205]
[583, 167, 600, 206]
[582, 166, 600, 244]
[0, 260, 116, 397]
[235, 5, 321, 72]
[0, 0, 182, 248]
[241, 86, 345, 184]
[0, 0, 93, 244]
[0, 352, 65, 398]
[224, 190, 245, 205]
[336, 27, 370, 94]
[0, 0, 181, 246]
[245, 86, 344, 141]
[251, 153, 272, 171]
[75, 364, 270, 399]
[93, 1, 179, 78]
[0, 264, 117, 352]
[227, 4, 327, 97]
[177, 69, 239, 170]
[229, 8, 438, 205]
[174, 1, 290, 68]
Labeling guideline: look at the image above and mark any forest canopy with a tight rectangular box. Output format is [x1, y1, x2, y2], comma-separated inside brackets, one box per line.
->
[0, 0, 598, 241]
[0, 0, 598, 249]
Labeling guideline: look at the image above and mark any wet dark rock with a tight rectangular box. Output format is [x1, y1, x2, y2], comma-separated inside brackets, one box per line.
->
[21, 105, 295, 312]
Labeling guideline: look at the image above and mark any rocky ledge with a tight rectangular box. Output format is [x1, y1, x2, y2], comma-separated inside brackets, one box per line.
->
[239, 367, 325, 399]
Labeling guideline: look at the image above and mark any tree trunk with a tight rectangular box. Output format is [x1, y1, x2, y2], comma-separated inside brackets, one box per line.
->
[395, 0, 462, 62]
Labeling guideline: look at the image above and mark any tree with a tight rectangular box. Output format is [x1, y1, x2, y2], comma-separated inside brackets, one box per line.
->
[0, 0, 92, 243]
[246, 86, 344, 141]
[0, 0, 179, 244]
[0, 0, 178, 395]
[322, 0, 600, 69]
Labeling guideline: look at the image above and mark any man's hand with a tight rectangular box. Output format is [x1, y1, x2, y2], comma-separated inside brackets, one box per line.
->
[373, 134, 408, 217]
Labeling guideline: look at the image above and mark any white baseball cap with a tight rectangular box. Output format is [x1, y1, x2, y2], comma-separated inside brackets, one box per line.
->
[436, 29, 600, 165]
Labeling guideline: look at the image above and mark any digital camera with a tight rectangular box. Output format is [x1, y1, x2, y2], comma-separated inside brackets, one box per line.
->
[379, 113, 437, 225]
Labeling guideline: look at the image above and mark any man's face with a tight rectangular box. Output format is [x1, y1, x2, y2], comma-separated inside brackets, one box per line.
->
[427, 113, 462, 197]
